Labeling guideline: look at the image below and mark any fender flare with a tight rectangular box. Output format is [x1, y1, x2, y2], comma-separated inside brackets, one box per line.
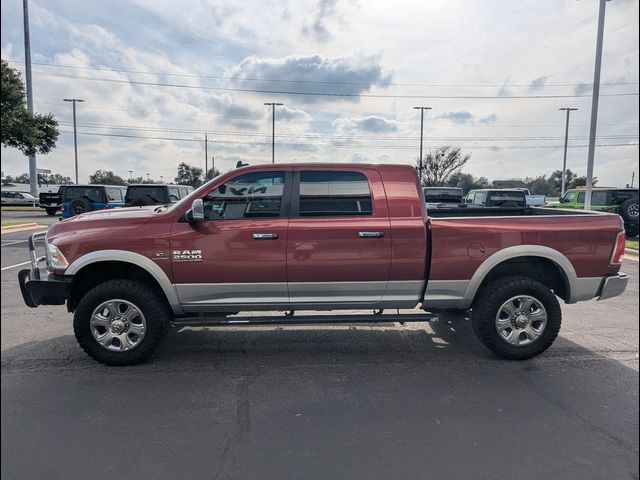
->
[65, 250, 183, 314]
[461, 245, 578, 307]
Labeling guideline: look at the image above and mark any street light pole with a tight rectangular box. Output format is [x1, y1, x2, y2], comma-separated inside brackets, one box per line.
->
[264, 102, 283, 163]
[204, 133, 208, 179]
[413, 107, 431, 185]
[559, 108, 578, 197]
[584, 0, 610, 210]
[63, 98, 84, 184]
[128, 170, 133, 180]
[22, 0, 37, 196]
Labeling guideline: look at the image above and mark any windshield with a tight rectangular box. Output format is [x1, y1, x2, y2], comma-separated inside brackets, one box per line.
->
[424, 188, 463, 203]
[164, 178, 219, 213]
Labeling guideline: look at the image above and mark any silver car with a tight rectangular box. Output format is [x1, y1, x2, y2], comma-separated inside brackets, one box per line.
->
[0, 191, 39, 206]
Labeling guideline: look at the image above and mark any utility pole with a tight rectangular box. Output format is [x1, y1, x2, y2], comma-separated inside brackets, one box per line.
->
[204, 133, 208, 180]
[413, 106, 431, 185]
[23, 0, 37, 196]
[63, 98, 84, 184]
[584, 0, 610, 211]
[631, 171, 635, 188]
[559, 108, 578, 197]
[264, 102, 283, 163]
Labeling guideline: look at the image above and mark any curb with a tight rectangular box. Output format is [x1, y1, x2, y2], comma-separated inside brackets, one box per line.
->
[623, 250, 638, 262]
[0, 223, 47, 234]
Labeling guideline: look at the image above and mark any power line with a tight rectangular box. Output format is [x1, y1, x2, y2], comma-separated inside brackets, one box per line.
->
[9, 59, 639, 88]
[37, 100, 640, 129]
[58, 129, 639, 150]
[57, 121, 639, 141]
[30, 71, 640, 99]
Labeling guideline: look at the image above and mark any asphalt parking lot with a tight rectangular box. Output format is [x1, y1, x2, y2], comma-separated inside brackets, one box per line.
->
[1, 210, 638, 480]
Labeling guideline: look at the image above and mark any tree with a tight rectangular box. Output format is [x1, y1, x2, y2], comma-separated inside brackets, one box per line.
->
[127, 176, 156, 184]
[549, 169, 598, 195]
[1, 59, 59, 156]
[416, 146, 470, 186]
[205, 167, 222, 181]
[446, 172, 490, 192]
[175, 162, 203, 187]
[89, 170, 126, 185]
[525, 175, 556, 196]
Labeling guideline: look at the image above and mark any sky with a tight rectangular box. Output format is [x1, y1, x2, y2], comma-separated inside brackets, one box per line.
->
[1, 0, 638, 186]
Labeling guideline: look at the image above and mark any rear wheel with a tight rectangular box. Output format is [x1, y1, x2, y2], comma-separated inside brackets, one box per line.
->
[472, 276, 561, 360]
[68, 198, 91, 216]
[619, 198, 639, 226]
[73, 280, 171, 365]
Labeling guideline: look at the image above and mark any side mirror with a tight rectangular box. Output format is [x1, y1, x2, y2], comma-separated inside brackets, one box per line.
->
[186, 198, 204, 222]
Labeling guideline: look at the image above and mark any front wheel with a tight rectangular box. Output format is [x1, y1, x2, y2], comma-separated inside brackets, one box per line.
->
[472, 276, 561, 360]
[73, 280, 171, 365]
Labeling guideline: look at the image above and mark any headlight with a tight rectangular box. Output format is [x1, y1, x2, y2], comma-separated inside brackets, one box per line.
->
[46, 242, 69, 270]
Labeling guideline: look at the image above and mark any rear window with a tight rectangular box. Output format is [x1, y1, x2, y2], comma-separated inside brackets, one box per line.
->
[105, 187, 124, 202]
[63, 187, 105, 203]
[424, 188, 463, 203]
[298, 171, 372, 217]
[126, 186, 167, 203]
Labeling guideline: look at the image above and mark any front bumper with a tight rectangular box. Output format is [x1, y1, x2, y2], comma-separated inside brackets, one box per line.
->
[19, 269, 71, 307]
[18, 231, 71, 308]
[597, 273, 629, 301]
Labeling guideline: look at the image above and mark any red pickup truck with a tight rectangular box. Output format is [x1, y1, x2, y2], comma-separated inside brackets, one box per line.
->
[19, 163, 629, 365]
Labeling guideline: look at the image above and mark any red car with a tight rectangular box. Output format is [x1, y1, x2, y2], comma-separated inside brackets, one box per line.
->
[19, 164, 628, 365]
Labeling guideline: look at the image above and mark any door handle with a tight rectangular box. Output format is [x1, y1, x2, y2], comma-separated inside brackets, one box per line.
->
[252, 233, 279, 240]
[358, 231, 384, 238]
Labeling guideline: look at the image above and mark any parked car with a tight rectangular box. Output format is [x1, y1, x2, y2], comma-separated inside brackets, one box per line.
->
[0, 191, 38, 207]
[125, 184, 194, 206]
[19, 163, 627, 365]
[423, 187, 465, 209]
[520, 189, 546, 207]
[465, 189, 527, 208]
[61, 185, 127, 218]
[38, 185, 64, 216]
[546, 187, 639, 237]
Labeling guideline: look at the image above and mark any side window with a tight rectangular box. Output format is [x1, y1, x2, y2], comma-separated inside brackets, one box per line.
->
[563, 191, 575, 203]
[180, 188, 190, 198]
[105, 188, 123, 202]
[15, 193, 24, 199]
[203, 171, 286, 220]
[577, 192, 586, 203]
[169, 187, 180, 202]
[591, 191, 608, 205]
[475, 192, 487, 204]
[298, 171, 372, 217]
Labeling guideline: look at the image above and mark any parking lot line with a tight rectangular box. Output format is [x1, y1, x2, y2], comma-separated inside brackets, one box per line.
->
[1, 261, 31, 271]
[1, 240, 28, 247]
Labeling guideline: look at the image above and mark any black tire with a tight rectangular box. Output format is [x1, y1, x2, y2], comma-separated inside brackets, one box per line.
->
[625, 222, 639, 238]
[471, 276, 561, 360]
[73, 279, 171, 366]
[68, 198, 91, 216]
[619, 198, 639, 225]
[45, 207, 58, 216]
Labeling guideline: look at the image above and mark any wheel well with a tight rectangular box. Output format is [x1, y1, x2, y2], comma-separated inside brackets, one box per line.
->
[474, 256, 569, 304]
[67, 261, 166, 312]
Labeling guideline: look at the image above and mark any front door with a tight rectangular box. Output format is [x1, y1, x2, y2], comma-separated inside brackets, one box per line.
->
[171, 169, 292, 310]
[286, 168, 392, 305]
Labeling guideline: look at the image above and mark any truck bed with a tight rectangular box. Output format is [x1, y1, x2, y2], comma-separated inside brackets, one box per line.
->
[427, 206, 603, 218]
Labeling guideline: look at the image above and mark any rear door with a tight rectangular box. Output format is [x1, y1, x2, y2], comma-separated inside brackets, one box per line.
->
[286, 167, 392, 305]
[170, 169, 292, 309]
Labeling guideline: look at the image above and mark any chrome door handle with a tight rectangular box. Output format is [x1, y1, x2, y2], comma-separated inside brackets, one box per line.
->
[252, 233, 279, 240]
[358, 231, 384, 238]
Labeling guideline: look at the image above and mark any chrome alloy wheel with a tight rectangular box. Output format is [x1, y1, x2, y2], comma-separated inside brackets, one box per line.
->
[495, 295, 547, 346]
[629, 203, 639, 217]
[90, 299, 146, 352]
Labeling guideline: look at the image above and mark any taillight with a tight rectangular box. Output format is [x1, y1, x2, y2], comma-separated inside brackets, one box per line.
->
[610, 231, 625, 265]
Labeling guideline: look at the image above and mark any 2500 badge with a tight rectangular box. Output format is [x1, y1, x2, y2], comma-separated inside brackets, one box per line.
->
[172, 249, 203, 262]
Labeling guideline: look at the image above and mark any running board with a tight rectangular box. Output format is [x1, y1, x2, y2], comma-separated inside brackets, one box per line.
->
[172, 312, 438, 328]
